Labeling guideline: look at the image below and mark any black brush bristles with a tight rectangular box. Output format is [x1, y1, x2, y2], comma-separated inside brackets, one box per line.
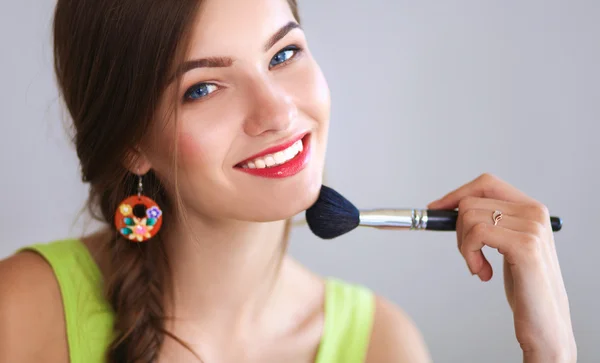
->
[305, 185, 360, 239]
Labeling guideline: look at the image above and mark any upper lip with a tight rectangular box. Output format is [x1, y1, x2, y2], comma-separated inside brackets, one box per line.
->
[236, 131, 309, 166]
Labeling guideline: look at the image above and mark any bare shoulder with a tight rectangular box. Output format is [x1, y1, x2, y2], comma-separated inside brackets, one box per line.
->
[365, 295, 432, 363]
[0, 251, 68, 363]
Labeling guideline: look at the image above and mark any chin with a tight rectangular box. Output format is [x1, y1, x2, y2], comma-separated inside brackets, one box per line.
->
[261, 183, 322, 222]
[233, 166, 324, 223]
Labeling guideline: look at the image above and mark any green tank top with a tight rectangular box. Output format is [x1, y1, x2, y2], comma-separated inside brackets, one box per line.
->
[19, 239, 375, 363]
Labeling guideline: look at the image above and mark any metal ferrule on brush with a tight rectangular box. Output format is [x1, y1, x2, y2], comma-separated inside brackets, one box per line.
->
[359, 209, 428, 230]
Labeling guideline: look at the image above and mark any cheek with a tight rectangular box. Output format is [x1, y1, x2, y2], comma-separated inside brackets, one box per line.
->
[177, 126, 233, 171]
[313, 68, 331, 114]
[178, 132, 209, 166]
[295, 60, 331, 122]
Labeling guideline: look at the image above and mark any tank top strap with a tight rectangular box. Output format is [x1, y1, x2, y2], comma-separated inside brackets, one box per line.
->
[18, 239, 114, 363]
[315, 278, 375, 363]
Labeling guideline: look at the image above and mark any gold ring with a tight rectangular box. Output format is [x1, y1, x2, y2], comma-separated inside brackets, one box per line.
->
[492, 210, 503, 226]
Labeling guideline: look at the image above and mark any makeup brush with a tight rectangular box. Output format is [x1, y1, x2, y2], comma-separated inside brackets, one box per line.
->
[305, 185, 563, 239]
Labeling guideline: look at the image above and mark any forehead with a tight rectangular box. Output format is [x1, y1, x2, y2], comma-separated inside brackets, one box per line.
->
[188, 0, 297, 58]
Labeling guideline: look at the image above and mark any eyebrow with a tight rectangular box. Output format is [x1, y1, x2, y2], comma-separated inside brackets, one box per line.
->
[175, 21, 302, 77]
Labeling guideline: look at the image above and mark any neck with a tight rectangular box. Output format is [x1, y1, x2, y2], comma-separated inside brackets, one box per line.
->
[162, 212, 290, 330]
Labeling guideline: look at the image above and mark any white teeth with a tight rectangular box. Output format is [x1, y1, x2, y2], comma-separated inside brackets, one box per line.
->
[274, 151, 286, 164]
[265, 156, 276, 167]
[240, 137, 305, 169]
[255, 159, 266, 168]
[285, 146, 296, 159]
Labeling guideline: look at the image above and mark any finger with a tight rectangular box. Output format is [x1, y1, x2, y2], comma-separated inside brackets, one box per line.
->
[463, 246, 493, 282]
[460, 205, 563, 313]
[455, 201, 544, 264]
[460, 208, 545, 238]
[456, 196, 552, 226]
[462, 222, 542, 269]
[459, 206, 555, 276]
[458, 210, 538, 282]
[428, 173, 537, 210]
[476, 251, 493, 282]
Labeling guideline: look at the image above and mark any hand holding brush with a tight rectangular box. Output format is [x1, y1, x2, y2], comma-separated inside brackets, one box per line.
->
[306, 186, 562, 239]
[305, 173, 575, 362]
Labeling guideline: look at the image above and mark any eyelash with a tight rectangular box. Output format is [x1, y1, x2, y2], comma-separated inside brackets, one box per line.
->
[183, 45, 303, 103]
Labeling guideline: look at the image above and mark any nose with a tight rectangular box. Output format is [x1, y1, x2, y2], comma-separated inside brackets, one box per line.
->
[243, 77, 298, 136]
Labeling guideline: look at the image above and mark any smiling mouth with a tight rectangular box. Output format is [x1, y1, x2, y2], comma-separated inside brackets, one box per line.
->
[236, 134, 307, 170]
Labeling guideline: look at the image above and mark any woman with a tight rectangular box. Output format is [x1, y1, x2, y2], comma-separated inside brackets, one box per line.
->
[0, 0, 576, 362]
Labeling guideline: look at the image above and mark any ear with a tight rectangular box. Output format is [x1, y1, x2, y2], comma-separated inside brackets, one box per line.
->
[124, 146, 152, 175]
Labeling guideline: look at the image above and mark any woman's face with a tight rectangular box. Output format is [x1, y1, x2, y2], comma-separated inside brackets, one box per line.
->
[142, 0, 330, 222]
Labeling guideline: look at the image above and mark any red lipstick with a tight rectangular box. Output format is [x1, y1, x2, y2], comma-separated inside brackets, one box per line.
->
[235, 133, 311, 179]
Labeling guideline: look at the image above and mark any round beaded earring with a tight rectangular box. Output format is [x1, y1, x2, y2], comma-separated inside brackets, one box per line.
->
[114, 174, 163, 242]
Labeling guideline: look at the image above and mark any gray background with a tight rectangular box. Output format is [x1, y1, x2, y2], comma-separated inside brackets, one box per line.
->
[1, 1, 598, 362]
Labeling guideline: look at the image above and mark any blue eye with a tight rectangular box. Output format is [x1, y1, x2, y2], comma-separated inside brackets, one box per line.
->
[183, 46, 302, 103]
[184, 83, 218, 101]
[269, 46, 300, 68]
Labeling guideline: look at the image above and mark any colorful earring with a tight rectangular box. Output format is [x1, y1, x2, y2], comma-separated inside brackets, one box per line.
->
[114, 174, 163, 242]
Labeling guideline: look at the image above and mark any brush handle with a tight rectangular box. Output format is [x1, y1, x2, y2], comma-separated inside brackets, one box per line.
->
[426, 210, 562, 232]
[358, 209, 562, 232]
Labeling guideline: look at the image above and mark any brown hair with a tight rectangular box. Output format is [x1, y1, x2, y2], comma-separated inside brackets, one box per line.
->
[52, 1, 300, 362]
